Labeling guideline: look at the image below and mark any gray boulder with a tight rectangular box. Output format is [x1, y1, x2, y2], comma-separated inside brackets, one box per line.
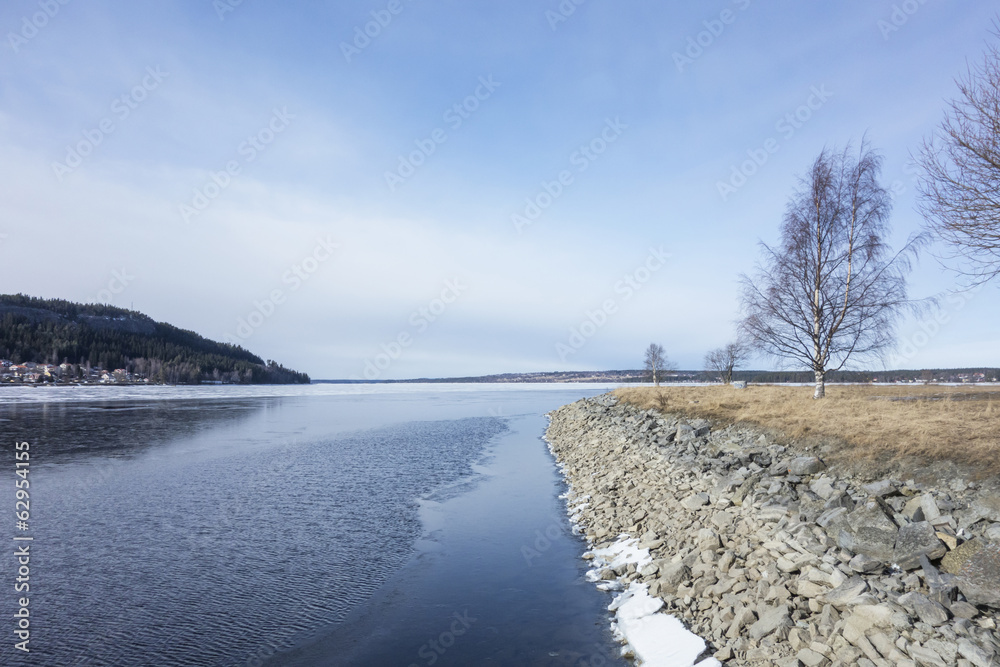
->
[892, 521, 947, 570]
[970, 494, 1000, 523]
[821, 576, 870, 608]
[898, 591, 950, 626]
[748, 604, 792, 640]
[788, 456, 825, 475]
[941, 539, 1000, 608]
[838, 497, 899, 562]
[658, 562, 690, 594]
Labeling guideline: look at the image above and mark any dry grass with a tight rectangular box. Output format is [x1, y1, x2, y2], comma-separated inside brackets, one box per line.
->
[615, 384, 1000, 472]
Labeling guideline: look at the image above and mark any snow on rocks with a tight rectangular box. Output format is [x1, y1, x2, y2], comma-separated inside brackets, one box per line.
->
[545, 394, 1000, 666]
[610, 583, 722, 667]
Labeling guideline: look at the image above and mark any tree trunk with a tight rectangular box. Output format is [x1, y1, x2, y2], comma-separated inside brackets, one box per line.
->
[653, 369, 659, 387]
[813, 370, 826, 399]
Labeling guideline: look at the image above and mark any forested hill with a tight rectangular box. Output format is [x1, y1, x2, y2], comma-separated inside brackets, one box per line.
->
[0, 294, 310, 384]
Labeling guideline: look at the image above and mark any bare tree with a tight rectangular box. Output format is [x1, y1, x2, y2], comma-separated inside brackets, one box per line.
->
[704, 342, 750, 385]
[917, 25, 1000, 285]
[739, 141, 917, 399]
[643, 343, 670, 386]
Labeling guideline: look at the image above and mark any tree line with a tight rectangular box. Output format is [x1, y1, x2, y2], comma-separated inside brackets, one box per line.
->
[0, 294, 310, 385]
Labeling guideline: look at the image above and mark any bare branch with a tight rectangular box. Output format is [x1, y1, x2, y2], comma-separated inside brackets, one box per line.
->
[916, 24, 1000, 285]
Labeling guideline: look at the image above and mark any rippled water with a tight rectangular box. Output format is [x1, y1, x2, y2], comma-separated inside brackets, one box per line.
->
[0, 385, 625, 666]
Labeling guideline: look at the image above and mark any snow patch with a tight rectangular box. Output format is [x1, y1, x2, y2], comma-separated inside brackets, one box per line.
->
[610, 583, 721, 667]
[584, 536, 721, 667]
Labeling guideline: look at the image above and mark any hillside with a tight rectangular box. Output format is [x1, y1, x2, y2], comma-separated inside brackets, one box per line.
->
[0, 294, 309, 384]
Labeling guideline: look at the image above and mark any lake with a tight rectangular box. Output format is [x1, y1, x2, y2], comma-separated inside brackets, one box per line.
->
[0, 384, 631, 666]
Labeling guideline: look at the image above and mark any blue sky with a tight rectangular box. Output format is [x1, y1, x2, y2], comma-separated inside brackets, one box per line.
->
[0, 0, 997, 379]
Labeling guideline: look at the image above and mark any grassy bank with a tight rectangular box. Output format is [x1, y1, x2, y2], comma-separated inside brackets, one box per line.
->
[616, 384, 999, 471]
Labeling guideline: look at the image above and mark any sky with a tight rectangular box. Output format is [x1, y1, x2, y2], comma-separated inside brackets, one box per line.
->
[0, 0, 997, 379]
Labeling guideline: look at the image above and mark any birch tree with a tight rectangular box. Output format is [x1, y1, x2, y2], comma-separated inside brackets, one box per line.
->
[704, 342, 750, 385]
[644, 343, 669, 386]
[739, 142, 915, 399]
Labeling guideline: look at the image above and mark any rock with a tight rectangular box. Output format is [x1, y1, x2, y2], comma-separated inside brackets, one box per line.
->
[848, 553, 882, 573]
[748, 604, 792, 640]
[696, 529, 721, 552]
[907, 643, 948, 667]
[920, 493, 942, 522]
[970, 494, 1000, 524]
[681, 493, 709, 510]
[941, 539, 1000, 607]
[936, 530, 958, 550]
[957, 638, 995, 667]
[676, 424, 696, 441]
[892, 521, 947, 570]
[821, 576, 869, 608]
[758, 505, 788, 522]
[711, 511, 734, 530]
[941, 539, 981, 574]
[824, 492, 855, 512]
[788, 457, 825, 476]
[658, 562, 690, 594]
[796, 581, 828, 599]
[726, 605, 757, 639]
[796, 647, 830, 667]
[903, 495, 926, 522]
[898, 591, 950, 626]
[842, 603, 894, 644]
[949, 601, 979, 619]
[863, 480, 896, 497]
[817, 507, 849, 530]
[838, 497, 899, 562]
[920, 555, 960, 606]
[810, 477, 838, 500]
[732, 473, 762, 505]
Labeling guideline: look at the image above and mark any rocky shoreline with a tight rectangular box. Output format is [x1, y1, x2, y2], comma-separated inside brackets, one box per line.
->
[545, 393, 1000, 667]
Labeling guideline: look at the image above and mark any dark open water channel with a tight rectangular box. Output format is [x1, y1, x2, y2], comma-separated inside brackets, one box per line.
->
[0, 385, 628, 666]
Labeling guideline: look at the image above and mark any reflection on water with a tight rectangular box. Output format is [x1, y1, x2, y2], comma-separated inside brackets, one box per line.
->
[0, 386, 624, 666]
[1, 396, 505, 666]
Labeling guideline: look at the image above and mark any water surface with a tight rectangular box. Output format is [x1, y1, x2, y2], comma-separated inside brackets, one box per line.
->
[0, 384, 627, 666]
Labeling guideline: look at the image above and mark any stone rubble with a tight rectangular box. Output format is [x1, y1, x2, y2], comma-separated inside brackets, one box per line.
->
[545, 394, 1000, 667]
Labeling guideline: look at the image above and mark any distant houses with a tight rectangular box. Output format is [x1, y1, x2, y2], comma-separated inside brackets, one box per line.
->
[0, 360, 147, 384]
